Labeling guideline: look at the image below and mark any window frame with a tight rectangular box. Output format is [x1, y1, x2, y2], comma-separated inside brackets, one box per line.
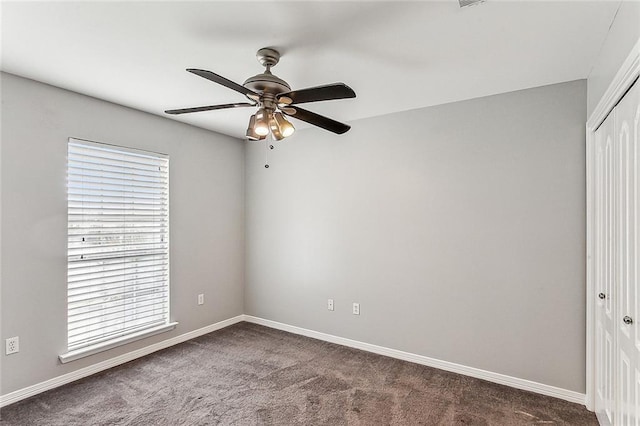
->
[60, 138, 176, 363]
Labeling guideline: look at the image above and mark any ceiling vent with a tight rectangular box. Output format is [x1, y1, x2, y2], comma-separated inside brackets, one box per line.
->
[459, 0, 485, 7]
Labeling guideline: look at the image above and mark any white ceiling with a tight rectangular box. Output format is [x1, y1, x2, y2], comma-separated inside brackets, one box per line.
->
[1, 1, 620, 139]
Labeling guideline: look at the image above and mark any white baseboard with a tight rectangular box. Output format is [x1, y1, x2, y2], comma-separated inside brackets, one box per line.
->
[1, 314, 586, 408]
[243, 315, 586, 405]
[0, 315, 244, 408]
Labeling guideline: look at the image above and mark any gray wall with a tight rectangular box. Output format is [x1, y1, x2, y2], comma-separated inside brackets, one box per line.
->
[1, 74, 588, 397]
[0, 73, 245, 395]
[587, 1, 640, 117]
[245, 80, 587, 393]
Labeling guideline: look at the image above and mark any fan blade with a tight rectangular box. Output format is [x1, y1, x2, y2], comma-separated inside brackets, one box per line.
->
[165, 103, 254, 115]
[277, 83, 356, 105]
[187, 69, 259, 99]
[282, 106, 351, 134]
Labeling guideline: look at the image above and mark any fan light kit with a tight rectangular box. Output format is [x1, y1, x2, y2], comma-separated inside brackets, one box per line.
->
[166, 48, 356, 149]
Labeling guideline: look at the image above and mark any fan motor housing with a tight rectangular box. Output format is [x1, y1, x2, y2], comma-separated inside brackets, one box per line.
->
[243, 72, 290, 95]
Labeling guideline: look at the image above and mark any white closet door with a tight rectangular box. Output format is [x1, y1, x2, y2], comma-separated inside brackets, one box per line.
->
[596, 107, 617, 426]
[615, 79, 639, 426]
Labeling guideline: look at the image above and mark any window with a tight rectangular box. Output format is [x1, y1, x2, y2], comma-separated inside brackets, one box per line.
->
[61, 138, 173, 362]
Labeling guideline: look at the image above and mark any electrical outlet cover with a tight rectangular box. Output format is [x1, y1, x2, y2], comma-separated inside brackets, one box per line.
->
[6, 336, 19, 355]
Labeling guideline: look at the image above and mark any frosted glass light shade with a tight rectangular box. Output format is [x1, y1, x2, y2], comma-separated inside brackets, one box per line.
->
[274, 112, 295, 137]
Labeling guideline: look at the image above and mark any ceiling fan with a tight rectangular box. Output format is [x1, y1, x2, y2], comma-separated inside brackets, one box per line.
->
[165, 48, 356, 141]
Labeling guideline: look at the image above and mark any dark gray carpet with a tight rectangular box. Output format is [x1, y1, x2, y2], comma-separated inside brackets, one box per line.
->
[0, 322, 597, 425]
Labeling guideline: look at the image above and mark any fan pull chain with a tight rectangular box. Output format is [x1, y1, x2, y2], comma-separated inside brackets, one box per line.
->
[264, 134, 275, 168]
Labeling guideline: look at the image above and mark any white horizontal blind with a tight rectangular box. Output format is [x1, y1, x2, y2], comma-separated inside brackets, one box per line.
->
[67, 139, 169, 352]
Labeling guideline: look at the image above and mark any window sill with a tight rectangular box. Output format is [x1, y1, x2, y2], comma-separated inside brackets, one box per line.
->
[59, 322, 178, 364]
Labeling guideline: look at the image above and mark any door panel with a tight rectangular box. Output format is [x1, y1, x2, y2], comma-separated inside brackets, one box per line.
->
[596, 106, 617, 425]
[615, 79, 639, 425]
